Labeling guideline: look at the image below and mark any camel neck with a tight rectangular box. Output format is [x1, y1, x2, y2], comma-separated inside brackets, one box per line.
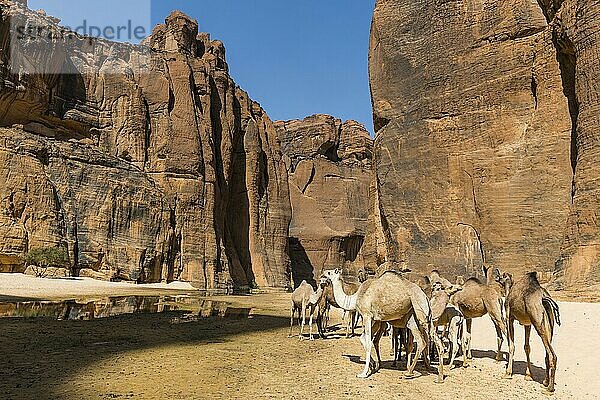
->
[430, 292, 450, 321]
[310, 286, 324, 304]
[331, 277, 357, 310]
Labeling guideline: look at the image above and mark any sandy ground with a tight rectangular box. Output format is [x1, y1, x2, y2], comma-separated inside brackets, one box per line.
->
[0, 276, 597, 400]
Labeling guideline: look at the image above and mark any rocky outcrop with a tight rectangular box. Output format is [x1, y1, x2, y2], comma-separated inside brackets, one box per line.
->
[369, 0, 600, 286]
[0, 2, 291, 289]
[275, 115, 372, 284]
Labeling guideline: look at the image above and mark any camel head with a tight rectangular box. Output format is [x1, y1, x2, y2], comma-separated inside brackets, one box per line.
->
[430, 270, 453, 287]
[431, 280, 462, 298]
[323, 268, 342, 282]
[318, 276, 331, 289]
[499, 272, 513, 296]
[455, 275, 465, 286]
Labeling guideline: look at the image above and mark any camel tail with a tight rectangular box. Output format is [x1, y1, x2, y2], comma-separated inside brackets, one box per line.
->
[542, 296, 561, 329]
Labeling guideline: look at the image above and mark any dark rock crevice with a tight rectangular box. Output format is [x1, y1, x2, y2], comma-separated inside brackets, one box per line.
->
[553, 27, 579, 202]
[373, 112, 390, 134]
[534, 1, 579, 202]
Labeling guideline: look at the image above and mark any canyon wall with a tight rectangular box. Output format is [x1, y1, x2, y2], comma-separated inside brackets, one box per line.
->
[369, 0, 600, 286]
[0, 1, 291, 289]
[275, 115, 372, 285]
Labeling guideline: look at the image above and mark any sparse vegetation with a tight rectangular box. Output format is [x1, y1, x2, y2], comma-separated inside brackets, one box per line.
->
[24, 247, 70, 278]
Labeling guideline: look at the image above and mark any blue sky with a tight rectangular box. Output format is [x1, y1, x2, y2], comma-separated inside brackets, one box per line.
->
[29, 1, 376, 134]
[151, 1, 376, 133]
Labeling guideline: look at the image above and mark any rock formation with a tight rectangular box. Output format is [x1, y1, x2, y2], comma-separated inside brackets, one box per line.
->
[369, 0, 600, 287]
[0, 1, 291, 289]
[275, 115, 372, 284]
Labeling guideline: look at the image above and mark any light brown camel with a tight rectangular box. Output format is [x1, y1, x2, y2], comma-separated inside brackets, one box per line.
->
[451, 266, 507, 366]
[394, 272, 463, 370]
[390, 275, 431, 368]
[315, 277, 336, 338]
[322, 269, 361, 337]
[428, 274, 464, 369]
[289, 280, 324, 340]
[355, 270, 446, 383]
[502, 272, 561, 393]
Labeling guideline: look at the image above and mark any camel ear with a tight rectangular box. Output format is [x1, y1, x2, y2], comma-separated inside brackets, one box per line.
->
[492, 268, 501, 281]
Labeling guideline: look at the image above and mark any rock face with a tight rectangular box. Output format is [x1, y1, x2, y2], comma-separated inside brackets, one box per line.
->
[369, 0, 600, 286]
[275, 115, 372, 284]
[0, 2, 291, 289]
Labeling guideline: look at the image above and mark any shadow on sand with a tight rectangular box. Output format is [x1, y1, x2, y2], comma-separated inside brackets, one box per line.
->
[471, 349, 547, 384]
[0, 310, 289, 399]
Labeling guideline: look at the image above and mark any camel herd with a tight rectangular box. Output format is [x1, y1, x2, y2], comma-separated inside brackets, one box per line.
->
[289, 264, 561, 394]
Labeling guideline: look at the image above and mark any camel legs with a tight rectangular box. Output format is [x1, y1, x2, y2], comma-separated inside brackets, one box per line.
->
[463, 318, 473, 367]
[503, 316, 516, 379]
[372, 321, 384, 372]
[405, 329, 415, 371]
[490, 314, 506, 362]
[523, 325, 533, 381]
[533, 318, 557, 392]
[391, 327, 403, 367]
[357, 316, 374, 378]
[316, 304, 328, 339]
[430, 325, 446, 383]
[300, 301, 307, 339]
[346, 310, 357, 338]
[405, 316, 427, 379]
[447, 316, 461, 369]
[494, 322, 504, 362]
[288, 305, 296, 337]
[308, 305, 315, 340]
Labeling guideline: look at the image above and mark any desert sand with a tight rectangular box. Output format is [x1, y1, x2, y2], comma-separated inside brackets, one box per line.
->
[0, 275, 597, 400]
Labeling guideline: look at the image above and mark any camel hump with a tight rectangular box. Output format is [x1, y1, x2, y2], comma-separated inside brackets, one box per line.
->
[464, 277, 482, 285]
[525, 271, 541, 287]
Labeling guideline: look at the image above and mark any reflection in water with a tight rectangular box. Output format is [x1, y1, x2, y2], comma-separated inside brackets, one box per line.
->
[0, 296, 252, 321]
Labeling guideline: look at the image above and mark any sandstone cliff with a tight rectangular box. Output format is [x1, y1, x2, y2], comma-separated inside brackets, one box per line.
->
[275, 115, 372, 284]
[369, 0, 599, 286]
[0, 2, 291, 289]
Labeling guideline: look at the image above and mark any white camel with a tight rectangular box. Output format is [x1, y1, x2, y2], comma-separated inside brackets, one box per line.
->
[322, 268, 360, 337]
